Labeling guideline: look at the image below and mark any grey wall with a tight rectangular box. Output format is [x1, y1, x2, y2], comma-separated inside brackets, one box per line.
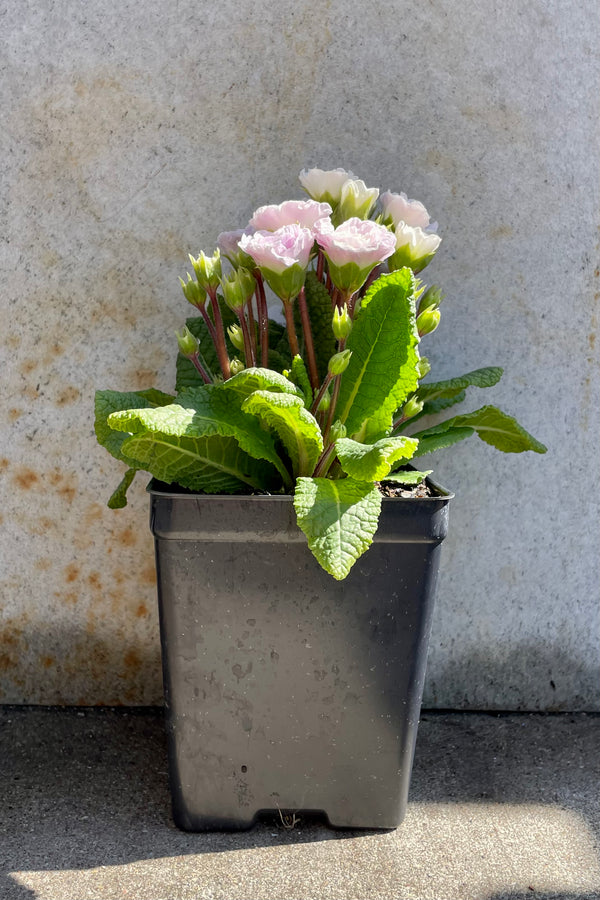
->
[1, 0, 598, 708]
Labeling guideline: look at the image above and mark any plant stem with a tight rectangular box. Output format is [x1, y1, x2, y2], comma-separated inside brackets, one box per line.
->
[391, 414, 408, 433]
[310, 372, 333, 416]
[283, 299, 300, 358]
[313, 441, 337, 478]
[190, 353, 212, 384]
[246, 294, 257, 361]
[237, 308, 256, 367]
[297, 286, 319, 393]
[197, 305, 217, 343]
[207, 289, 231, 380]
[322, 374, 342, 446]
[316, 249, 325, 282]
[254, 273, 269, 367]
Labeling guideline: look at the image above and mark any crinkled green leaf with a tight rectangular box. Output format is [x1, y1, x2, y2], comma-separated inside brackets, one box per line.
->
[382, 469, 433, 484]
[95, 389, 174, 464]
[412, 405, 547, 455]
[295, 271, 337, 382]
[290, 355, 313, 406]
[95, 389, 175, 507]
[336, 269, 420, 441]
[294, 477, 382, 580]
[107, 467, 137, 508]
[336, 436, 418, 481]
[108, 385, 291, 491]
[120, 431, 274, 493]
[242, 391, 323, 478]
[224, 367, 302, 401]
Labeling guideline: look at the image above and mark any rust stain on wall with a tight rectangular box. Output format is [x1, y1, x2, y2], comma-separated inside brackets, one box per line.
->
[64, 563, 80, 583]
[12, 467, 40, 490]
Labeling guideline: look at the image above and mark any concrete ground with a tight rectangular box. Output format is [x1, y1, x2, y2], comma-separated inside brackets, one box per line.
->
[1, 709, 599, 900]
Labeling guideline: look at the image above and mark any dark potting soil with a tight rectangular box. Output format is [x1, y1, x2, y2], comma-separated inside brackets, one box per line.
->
[377, 479, 436, 499]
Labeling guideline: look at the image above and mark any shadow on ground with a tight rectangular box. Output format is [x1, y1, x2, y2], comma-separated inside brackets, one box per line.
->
[1, 708, 599, 899]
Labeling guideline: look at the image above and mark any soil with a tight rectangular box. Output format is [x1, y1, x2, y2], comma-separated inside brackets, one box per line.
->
[376, 479, 436, 499]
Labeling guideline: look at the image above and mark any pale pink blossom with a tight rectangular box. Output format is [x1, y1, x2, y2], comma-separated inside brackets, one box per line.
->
[217, 228, 254, 266]
[240, 224, 314, 275]
[249, 199, 332, 232]
[380, 191, 431, 229]
[314, 217, 396, 269]
[298, 167, 355, 204]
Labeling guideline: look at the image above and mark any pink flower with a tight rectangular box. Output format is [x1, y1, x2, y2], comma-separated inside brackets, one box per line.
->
[240, 225, 314, 274]
[249, 199, 332, 232]
[298, 167, 355, 204]
[217, 228, 255, 267]
[239, 225, 315, 301]
[314, 217, 396, 269]
[380, 191, 431, 230]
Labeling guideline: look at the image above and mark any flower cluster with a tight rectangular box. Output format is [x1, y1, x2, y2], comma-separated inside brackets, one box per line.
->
[177, 167, 443, 397]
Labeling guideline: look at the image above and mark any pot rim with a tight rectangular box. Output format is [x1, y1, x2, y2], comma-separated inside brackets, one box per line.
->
[146, 477, 454, 501]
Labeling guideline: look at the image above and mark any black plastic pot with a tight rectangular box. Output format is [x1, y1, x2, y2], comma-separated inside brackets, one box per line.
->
[149, 480, 452, 831]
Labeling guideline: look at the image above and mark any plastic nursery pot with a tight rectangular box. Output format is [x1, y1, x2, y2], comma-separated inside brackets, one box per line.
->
[148, 479, 452, 832]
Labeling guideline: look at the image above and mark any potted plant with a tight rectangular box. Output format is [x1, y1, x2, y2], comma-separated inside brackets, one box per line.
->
[95, 167, 546, 830]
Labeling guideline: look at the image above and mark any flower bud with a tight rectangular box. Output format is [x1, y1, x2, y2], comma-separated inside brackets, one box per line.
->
[189, 250, 222, 293]
[229, 358, 245, 375]
[332, 303, 352, 341]
[227, 324, 245, 352]
[328, 349, 352, 376]
[416, 357, 431, 379]
[418, 285, 444, 315]
[317, 389, 331, 413]
[221, 266, 255, 311]
[416, 308, 441, 336]
[402, 395, 425, 419]
[179, 273, 207, 308]
[175, 325, 199, 358]
[329, 420, 347, 442]
[334, 179, 379, 224]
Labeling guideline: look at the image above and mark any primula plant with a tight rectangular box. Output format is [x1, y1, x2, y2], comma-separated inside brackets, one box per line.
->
[95, 167, 546, 580]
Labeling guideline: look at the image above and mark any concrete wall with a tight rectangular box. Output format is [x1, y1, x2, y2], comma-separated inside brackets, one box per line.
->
[1, 0, 598, 708]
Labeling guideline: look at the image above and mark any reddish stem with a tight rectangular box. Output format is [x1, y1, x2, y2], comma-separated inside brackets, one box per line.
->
[246, 294, 257, 361]
[310, 372, 333, 416]
[316, 249, 325, 282]
[297, 286, 319, 393]
[254, 273, 269, 367]
[283, 300, 300, 358]
[237, 308, 256, 367]
[190, 353, 212, 384]
[207, 289, 230, 380]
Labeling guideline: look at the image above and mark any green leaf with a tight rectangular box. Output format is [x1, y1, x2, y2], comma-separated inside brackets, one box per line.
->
[224, 367, 302, 401]
[242, 391, 323, 478]
[95, 389, 174, 508]
[336, 436, 418, 481]
[412, 405, 547, 455]
[95, 389, 174, 465]
[297, 271, 337, 382]
[336, 269, 420, 441]
[268, 319, 293, 371]
[108, 385, 291, 492]
[294, 477, 382, 580]
[107, 468, 137, 508]
[290, 355, 313, 406]
[382, 469, 433, 484]
[415, 367, 503, 418]
[412, 427, 475, 457]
